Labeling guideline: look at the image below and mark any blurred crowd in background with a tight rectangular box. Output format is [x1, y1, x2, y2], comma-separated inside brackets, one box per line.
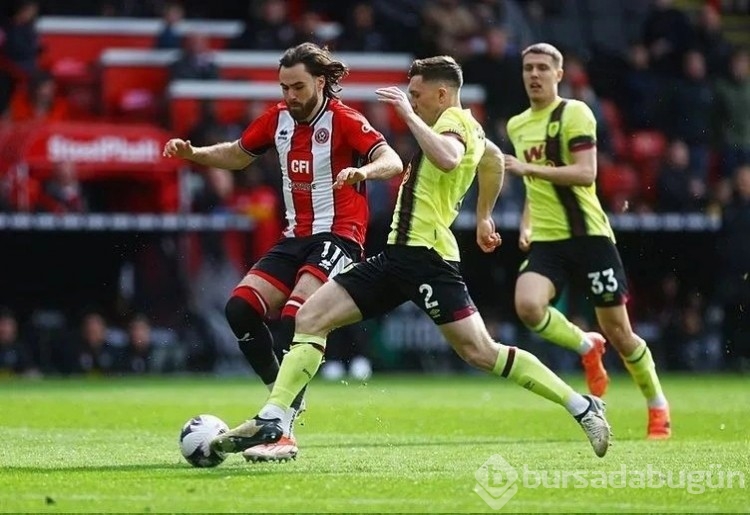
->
[0, 0, 748, 378]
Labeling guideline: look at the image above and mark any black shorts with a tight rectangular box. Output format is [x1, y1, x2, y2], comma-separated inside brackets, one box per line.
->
[519, 236, 629, 307]
[248, 233, 362, 296]
[333, 245, 477, 325]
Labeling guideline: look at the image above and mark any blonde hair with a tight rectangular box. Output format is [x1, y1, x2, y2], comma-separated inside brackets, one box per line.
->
[522, 43, 564, 68]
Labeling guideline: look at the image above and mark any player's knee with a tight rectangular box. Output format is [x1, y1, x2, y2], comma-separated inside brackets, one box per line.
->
[515, 295, 546, 326]
[225, 294, 265, 340]
[295, 301, 326, 335]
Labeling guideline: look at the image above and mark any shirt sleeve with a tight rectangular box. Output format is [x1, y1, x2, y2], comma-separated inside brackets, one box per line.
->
[238, 105, 278, 156]
[433, 108, 467, 146]
[339, 108, 387, 161]
[565, 101, 597, 152]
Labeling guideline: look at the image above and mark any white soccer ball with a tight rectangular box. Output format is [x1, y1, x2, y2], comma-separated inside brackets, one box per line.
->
[179, 414, 229, 468]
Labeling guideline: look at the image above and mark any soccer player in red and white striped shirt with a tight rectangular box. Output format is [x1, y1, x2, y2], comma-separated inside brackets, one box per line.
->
[164, 43, 403, 461]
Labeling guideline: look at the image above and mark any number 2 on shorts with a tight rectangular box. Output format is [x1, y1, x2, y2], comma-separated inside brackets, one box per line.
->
[419, 284, 439, 309]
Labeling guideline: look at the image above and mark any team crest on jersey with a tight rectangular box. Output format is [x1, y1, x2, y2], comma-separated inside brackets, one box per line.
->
[314, 128, 330, 144]
[547, 121, 560, 138]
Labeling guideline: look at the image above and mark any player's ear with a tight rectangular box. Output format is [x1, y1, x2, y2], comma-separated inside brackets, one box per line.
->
[438, 86, 447, 104]
[556, 68, 564, 83]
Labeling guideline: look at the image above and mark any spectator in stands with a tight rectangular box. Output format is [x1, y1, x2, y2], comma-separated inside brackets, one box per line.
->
[292, 11, 331, 49]
[368, 0, 424, 53]
[662, 301, 712, 370]
[192, 167, 242, 268]
[0, 307, 36, 376]
[155, 1, 185, 50]
[623, 42, 663, 130]
[187, 100, 224, 148]
[337, 3, 389, 52]
[462, 26, 526, 138]
[469, 0, 535, 51]
[656, 139, 706, 212]
[225, 101, 267, 141]
[74, 311, 123, 375]
[230, 0, 296, 51]
[714, 48, 750, 180]
[0, 1, 41, 77]
[36, 161, 88, 214]
[642, 0, 694, 77]
[662, 50, 714, 179]
[0, 175, 13, 212]
[10, 71, 70, 122]
[169, 33, 218, 81]
[717, 164, 750, 369]
[693, 3, 733, 77]
[420, 0, 479, 60]
[558, 54, 612, 156]
[121, 313, 154, 374]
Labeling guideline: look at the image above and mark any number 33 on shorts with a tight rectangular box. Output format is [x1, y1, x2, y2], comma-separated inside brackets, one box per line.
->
[587, 268, 618, 295]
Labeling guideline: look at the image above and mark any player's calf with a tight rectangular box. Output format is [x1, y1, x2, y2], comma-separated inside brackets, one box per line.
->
[226, 289, 279, 384]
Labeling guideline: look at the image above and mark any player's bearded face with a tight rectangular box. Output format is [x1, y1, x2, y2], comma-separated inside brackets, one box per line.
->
[280, 64, 324, 121]
[286, 90, 320, 121]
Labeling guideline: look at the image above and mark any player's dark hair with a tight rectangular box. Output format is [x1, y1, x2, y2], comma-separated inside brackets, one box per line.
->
[279, 42, 349, 99]
[522, 43, 564, 68]
[407, 55, 463, 88]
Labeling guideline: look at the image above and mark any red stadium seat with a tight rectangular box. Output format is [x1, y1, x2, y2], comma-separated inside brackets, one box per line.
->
[600, 100, 627, 158]
[598, 162, 639, 212]
[37, 16, 241, 70]
[629, 130, 667, 203]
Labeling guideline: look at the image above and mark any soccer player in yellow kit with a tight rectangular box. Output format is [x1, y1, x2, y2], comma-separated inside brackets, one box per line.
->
[505, 43, 670, 439]
[212, 55, 612, 459]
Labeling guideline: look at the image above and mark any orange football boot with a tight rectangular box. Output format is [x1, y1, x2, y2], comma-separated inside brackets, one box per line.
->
[581, 332, 609, 397]
[647, 406, 672, 440]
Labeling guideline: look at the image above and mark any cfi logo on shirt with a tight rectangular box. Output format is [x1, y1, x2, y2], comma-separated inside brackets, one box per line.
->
[314, 128, 330, 144]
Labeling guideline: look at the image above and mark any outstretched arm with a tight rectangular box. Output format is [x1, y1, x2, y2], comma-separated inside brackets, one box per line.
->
[334, 144, 403, 189]
[163, 139, 255, 171]
[375, 86, 464, 172]
[476, 139, 505, 253]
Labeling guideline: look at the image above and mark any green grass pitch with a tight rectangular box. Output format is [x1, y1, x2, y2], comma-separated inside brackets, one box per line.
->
[1, 374, 748, 513]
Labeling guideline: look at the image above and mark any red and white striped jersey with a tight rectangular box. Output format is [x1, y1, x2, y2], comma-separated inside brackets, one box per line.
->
[239, 97, 386, 247]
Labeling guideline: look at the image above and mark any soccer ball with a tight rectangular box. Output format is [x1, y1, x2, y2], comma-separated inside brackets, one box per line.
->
[179, 414, 229, 468]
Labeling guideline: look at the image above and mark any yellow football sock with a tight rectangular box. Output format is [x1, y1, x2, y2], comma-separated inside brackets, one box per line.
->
[492, 345, 577, 406]
[267, 334, 325, 410]
[531, 307, 588, 353]
[623, 338, 667, 408]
